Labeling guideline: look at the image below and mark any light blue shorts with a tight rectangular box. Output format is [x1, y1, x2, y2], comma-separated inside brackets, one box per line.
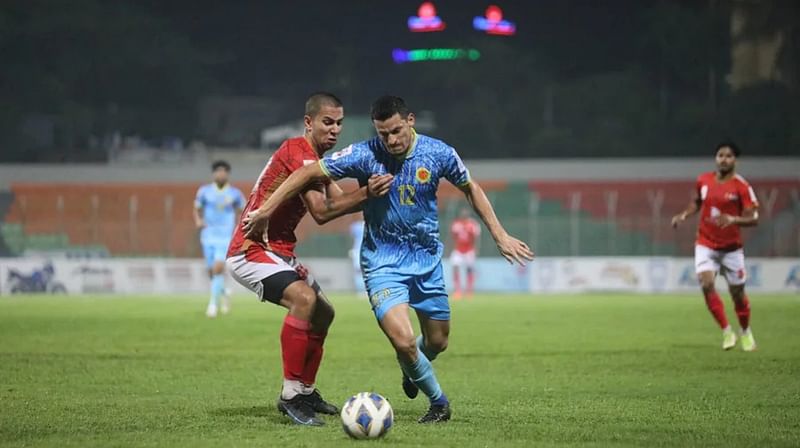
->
[365, 263, 450, 321]
[202, 241, 229, 269]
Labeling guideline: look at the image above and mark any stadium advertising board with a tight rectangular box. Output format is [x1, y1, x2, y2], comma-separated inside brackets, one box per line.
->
[528, 257, 800, 294]
[0, 257, 797, 295]
[0, 258, 353, 295]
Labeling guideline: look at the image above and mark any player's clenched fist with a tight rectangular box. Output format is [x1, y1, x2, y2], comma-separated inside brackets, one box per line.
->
[496, 234, 534, 266]
[367, 174, 394, 198]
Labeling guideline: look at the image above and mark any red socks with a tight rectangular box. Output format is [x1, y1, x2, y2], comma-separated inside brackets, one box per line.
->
[703, 289, 729, 329]
[280, 315, 329, 387]
[702, 289, 752, 331]
[453, 269, 461, 294]
[466, 270, 475, 295]
[280, 315, 311, 381]
[734, 295, 751, 330]
[302, 331, 327, 386]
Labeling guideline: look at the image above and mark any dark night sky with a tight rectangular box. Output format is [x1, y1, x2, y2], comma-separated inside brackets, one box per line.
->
[18, 0, 795, 160]
[140, 0, 648, 109]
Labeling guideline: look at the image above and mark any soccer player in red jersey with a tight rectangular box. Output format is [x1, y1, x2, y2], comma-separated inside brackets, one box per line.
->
[226, 93, 393, 426]
[672, 142, 759, 351]
[449, 207, 480, 299]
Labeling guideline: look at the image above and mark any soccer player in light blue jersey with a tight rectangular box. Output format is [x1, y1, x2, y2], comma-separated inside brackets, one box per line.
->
[244, 96, 533, 423]
[194, 160, 245, 318]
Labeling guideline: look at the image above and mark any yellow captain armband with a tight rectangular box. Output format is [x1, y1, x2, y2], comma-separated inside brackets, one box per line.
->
[318, 160, 332, 178]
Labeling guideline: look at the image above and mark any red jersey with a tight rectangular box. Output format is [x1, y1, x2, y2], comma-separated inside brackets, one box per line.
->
[227, 137, 323, 259]
[450, 218, 480, 253]
[695, 172, 758, 250]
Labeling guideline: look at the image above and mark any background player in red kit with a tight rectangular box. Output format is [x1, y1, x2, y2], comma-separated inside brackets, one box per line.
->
[226, 93, 393, 426]
[449, 207, 480, 299]
[672, 142, 759, 351]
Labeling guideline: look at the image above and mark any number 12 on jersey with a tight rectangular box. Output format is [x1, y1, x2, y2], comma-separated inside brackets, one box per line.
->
[398, 184, 416, 206]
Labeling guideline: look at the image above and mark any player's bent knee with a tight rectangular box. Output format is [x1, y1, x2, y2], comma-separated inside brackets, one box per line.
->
[697, 274, 715, 291]
[283, 282, 317, 314]
[729, 285, 745, 300]
[392, 336, 418, 361]
[429, 338, 448, 354]
[312, 298, 335, 329]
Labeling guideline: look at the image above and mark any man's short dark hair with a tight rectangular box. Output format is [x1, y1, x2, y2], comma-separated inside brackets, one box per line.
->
[212, 160, 231, 172]
[305, 92, 343, 117]
[715, 141, 741, 157]
[371, 95, 410, 121]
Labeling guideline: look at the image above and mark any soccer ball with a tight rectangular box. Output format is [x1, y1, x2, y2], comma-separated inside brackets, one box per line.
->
[340, 392, 393, 439]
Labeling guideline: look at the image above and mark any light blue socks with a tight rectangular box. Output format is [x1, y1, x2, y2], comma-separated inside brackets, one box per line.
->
[399, 348, 445, 403]
[209, 274, 225, 307]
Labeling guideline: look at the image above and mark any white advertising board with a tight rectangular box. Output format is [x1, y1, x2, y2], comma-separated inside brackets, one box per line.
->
[529, 257, 800, 294]
[0, 257, 353, 296]
[0, 257, 797, 296]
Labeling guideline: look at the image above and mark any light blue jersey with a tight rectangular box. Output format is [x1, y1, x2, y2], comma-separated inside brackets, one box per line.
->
[320, 131, 470, 321]
[321, 132, 470, 279]
[194, 183, 245, 247]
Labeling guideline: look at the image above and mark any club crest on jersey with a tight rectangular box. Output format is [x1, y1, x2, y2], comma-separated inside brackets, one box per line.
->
[415, 166, 431, 184]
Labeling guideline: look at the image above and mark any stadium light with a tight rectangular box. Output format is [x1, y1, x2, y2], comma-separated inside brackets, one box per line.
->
[392, 48, 481, 64]
[408, 2, 446, 33]
[473, 5, 516, 36]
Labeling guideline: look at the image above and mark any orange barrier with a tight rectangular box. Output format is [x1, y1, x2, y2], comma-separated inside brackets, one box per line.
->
[529, 179, 799, 220]
[4, 179, 510, 256]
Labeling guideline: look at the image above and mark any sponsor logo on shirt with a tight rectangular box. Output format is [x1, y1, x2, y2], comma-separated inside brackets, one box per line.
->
[331, 145, 353, 160]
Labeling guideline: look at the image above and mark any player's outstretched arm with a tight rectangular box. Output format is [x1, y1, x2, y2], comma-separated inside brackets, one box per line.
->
[458, 180, 534, 265]
[244, 162, 393, 238]
[671, 191, 701, 228]
[303, 179, 392, 225]
[244, 163, 327, 238]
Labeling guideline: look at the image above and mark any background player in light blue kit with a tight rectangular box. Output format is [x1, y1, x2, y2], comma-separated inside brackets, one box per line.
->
[245, 96, 533, 423]
[194, 160, 245, 318]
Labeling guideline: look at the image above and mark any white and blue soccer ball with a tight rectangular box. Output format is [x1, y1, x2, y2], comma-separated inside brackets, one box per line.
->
[340, 392, 393, 439]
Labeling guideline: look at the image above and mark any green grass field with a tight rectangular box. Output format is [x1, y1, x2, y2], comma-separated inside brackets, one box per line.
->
[1, 293, 799, 447]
